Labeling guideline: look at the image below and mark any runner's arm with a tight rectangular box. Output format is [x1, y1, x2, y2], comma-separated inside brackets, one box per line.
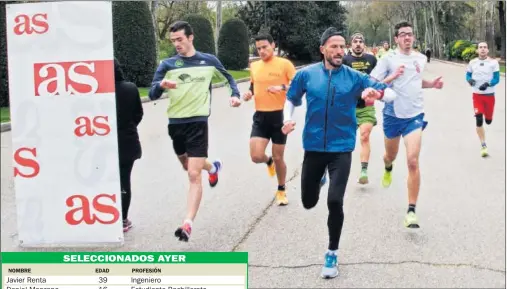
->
[359, 73, 397, 102]
[148, 61, 170, 100]
[210, 56, 241, 98]
[369, 56, 390, 82]
[284, 70, 307, 122]
[489, 62, 500, 86]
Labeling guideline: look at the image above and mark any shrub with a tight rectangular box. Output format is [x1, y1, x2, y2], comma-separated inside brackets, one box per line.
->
[158, 40, 176, 61]
[181, 14, 215, 55]
[462, 45, 478, 62]
[218, 18, 249, 70]
[451, 40, 473, 60]
[112, 1, 157, 87]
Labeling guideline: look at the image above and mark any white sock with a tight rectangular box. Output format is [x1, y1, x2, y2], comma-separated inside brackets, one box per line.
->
[184, 219, 193, 227]
[208, 162, 217, 174]
[327, 249, 337, 255]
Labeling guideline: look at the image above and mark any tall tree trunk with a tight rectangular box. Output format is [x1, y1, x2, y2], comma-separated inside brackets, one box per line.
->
[498, 1, 506, 59]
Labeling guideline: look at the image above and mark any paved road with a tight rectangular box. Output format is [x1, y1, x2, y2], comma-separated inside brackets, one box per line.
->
[1, 60, 505, 288]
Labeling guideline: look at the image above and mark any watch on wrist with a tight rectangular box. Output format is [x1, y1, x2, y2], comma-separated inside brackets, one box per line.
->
[281, 84, 286, 91]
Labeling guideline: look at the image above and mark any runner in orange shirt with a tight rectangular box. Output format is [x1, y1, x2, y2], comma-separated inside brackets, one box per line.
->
[243, 34, 297, 206]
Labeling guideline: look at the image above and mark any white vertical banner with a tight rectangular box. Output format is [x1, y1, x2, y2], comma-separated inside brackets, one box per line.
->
[5, 1, 123, 246]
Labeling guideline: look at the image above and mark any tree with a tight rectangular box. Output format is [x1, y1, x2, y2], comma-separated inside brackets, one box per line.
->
[218, 18, 249, 70]
[182, 14, 216, 55]
[0, 2, 8, 107]
[113, 1, 157, 87]
[497, 1, 506, 59]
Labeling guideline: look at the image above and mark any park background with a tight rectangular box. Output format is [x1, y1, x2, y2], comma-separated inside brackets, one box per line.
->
[0, 0, 505, 123]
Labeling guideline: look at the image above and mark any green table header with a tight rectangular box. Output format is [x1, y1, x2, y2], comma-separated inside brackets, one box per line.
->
[1, 252, 248, 264]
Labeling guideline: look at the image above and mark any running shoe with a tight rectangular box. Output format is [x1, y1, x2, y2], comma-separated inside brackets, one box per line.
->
[358, 169, 368, 184]
[404, 211, 420, 229]
[208, 160, 222, 187]
[174, 222, 192, 242]
[321, 251, 339, 279]
[267, 156, 276, 177]
[123, 219, 133, 233]
[382, 169, 392, 188]
[275, 190, 288, 206]
[481, 146, 488, 158]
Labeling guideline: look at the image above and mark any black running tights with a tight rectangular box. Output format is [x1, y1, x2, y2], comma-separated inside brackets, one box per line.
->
[301, 151, 352, 250]
[120, 160, 135, 220]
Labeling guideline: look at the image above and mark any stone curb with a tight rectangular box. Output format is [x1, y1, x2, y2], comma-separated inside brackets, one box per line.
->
[433, 58, 506, 77]
[1, 64, 310, 133]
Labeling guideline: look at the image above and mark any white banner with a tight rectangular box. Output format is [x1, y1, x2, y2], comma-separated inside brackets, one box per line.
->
[5, 1, 123, 246]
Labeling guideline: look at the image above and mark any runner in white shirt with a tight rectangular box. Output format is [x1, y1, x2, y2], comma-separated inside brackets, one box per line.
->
[370, 21, 444, 229]
[465, 42, 501, 157]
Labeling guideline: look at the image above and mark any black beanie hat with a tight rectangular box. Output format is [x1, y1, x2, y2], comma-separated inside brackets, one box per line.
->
[320, 27, 343, 46]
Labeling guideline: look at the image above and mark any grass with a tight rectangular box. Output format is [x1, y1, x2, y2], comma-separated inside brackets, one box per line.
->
[138, 70, 250, 98]
[1, 107, 10, 123]
[500, 65, 505, 73]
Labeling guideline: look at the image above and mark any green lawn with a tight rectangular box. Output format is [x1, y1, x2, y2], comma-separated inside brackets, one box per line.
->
[1, 107, 10, 123]
[500, 65, 505, 73]
[138, 70, 250, 98]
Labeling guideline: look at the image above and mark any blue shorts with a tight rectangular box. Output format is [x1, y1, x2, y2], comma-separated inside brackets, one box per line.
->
[383, 113, 428, 139]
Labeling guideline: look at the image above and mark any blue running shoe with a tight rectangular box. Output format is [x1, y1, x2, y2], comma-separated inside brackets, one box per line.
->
[321, 251, 338, 279]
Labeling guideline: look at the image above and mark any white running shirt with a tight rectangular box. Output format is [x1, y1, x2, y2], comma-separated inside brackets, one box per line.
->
[370, 49, 427, 119]
[466, 57, 500, 95]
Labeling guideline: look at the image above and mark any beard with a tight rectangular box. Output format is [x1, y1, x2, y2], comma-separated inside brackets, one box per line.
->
[326, 55, 342, 68]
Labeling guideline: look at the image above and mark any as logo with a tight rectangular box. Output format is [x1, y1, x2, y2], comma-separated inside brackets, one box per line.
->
[175, 59, 184, 67]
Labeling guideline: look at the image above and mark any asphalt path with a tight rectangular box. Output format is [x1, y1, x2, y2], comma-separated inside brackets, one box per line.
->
[1, 60, 505, 288]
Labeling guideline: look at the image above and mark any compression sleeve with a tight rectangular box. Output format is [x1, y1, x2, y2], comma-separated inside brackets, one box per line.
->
[466, 72, 472, 82]
[249, 82, 254, 94]
[148, 61, 169, 100]
[286, 70, 306, 106]
[490, 71, 500, 86]
[283, 100, 295, 123]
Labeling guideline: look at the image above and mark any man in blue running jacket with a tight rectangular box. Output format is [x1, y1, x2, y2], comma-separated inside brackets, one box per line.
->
[282, 27, 398, 279]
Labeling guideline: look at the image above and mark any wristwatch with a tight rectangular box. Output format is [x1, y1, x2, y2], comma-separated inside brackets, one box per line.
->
[281, 84, 287, 91]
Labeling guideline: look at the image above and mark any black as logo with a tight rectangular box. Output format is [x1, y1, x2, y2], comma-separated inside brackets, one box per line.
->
[178, 73, 191, 82]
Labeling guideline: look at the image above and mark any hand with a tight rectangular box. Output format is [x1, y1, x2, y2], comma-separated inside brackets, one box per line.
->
[467, 79, 476, 86]
[479, 82, 490, 91]
[267, 85, 283, 93]
[281, 120, 296, 135]
[229, 97, 241, 107]
[243, 90, 253, 101]
[361, 88, 382, 104]
[393, 64, 405, 78]
[160, 79, 177, 89]
[432, 76, 444, 89]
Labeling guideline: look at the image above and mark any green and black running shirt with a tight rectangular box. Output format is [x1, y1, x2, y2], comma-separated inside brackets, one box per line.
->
[342, 53, 377, 108]
[149, 51, 241, 124]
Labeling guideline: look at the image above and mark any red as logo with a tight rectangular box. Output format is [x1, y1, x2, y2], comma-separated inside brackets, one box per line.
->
[13, 147, 40, 178]
[34, 60, 115, 96]
[13, 13, 49, 35]
[74, 116, 111, 137]
[65, 194, 120, 225]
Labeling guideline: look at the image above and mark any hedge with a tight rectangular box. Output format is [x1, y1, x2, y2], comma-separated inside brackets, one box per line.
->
[112, 1, 157, 87]
[218, 18, 249, 70]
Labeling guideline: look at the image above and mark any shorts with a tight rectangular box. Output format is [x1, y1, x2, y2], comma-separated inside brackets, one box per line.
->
[383, 113, 428, 139]
[168, 121, 208, 158]
[250, 110, 287, 145]
[356, 106, 377, 127]
[473, 93, 495, 120]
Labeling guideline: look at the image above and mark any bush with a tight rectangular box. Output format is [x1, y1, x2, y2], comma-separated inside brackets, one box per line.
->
[112, 1, 157, 87]
[218, 18, 249, 70]
[0, 2, 8, 107]
[451, 40, 473, 60]
[158, 40, 176, 61]
[462, 45, 478, 62]
[181, 14, 215, 55]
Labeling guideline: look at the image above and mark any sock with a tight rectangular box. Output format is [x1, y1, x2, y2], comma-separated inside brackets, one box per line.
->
[327, 249, 337, 255]
[361, 162, 368, 170]
[266, 156, 273, 166]
[481, 142, 487, 148]
[408, 204, 416, 213]
[183, 219, 193, 227]
[209, 162, 217, 174]
[385, 163, 393, 172]
[278, 185, 285, 191]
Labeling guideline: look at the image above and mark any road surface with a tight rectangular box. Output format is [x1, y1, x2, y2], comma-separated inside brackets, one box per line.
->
[1, 60, 505, 288]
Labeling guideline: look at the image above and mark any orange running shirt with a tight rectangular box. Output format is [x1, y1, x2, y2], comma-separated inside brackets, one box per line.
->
[250, 57, 296, 111]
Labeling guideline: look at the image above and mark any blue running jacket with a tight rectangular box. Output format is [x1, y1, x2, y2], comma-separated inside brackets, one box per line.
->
[287, 62, 393, 153]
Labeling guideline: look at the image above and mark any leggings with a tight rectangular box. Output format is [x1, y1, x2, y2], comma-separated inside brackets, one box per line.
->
[119, 160, 135, 220]
[301, 151, 352, 250]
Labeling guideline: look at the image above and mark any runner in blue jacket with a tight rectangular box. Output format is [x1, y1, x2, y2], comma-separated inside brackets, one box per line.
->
[282, 27, 397, 279]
